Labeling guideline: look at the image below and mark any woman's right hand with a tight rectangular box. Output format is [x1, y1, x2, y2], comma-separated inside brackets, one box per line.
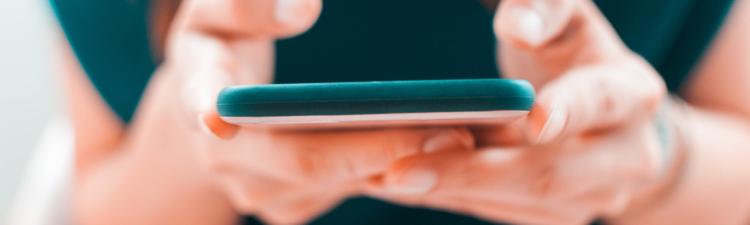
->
[141, 0, 475, 223]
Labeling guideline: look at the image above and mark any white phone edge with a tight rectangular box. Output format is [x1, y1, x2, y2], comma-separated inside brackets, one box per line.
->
[221, 110, 529, 129]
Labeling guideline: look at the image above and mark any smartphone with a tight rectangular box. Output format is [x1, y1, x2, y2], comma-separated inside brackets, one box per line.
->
[217, 79, 534, 129]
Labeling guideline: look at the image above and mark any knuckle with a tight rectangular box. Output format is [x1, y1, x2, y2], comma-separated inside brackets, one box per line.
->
[293, 150, 334, 181]
[291, 148, 359, 182]
[279, 133, 363, 182]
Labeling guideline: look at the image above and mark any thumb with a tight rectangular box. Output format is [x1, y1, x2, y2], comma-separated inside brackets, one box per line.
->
[493, 0, 666, 144]
[179, 0, 323, 38]
[494, 0, 629, 83]
[168, 0, 322, 139]
[180, 62, 240, 140]
[494, 0, 576, 49]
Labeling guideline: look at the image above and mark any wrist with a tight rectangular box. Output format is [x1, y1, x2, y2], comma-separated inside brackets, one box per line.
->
[605, 98, 750, 225]
[605, 95, 689, 223]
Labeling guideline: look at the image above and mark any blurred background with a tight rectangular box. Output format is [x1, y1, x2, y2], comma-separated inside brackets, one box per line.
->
[0, 0, 59, 222]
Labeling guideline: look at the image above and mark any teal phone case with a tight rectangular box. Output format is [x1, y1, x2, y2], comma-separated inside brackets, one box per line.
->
[217, 79, 535, 117]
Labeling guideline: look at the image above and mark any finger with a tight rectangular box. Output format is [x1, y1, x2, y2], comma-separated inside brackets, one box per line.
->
[178, 0, 322, 38]
[200, 108, 240, 139]
[215, 170, 292, 214]
[382, 149, 537, 197]
[210, 127, 475, 183]
[443, 197, 593, 225]
[171, 35, 243, 139]
[381, 131, 658, 212]
[495, 0, 626, 77]
[470, 116, 528, 147]
[495, 0, 576, 49]
[573, 186, 633, 216]
[255, 182, 355, 224]
[216, 166, 358, 220]
[526, 64, 666, 144]
[276, 128, 475, 182]
[257, 194, 344, 224]
[378, 149, 593, 223]
[169, 9, 279, 139]
[494, 0, 667, 144]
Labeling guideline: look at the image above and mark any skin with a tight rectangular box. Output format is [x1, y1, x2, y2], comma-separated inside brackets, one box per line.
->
[68, 0, 474, 224]
[368, 1, 750, 224]
[62, 0, 750, 224]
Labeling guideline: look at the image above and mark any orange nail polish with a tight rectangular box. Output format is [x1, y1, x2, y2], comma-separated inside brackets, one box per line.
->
[201, 109, 239, 140]
[526, 103, 550, 142]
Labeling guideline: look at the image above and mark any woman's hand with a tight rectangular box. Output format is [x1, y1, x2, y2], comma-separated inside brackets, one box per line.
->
[137, 0, 476, 223]
[365, 0, 671, 224]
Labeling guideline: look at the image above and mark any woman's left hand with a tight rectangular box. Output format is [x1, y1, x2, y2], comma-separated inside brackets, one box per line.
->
[365, 0, 673, 224]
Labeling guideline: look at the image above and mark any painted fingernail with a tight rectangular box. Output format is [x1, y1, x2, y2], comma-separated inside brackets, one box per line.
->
[275, 0, 307, 27]
[509, 4, 545, 46]
[387, 169, 438, 194]
[534, 101, 567, 145]
[200, 110, 239, 140]
[423, 130, 473, 153]
[198, 114, 219, 139]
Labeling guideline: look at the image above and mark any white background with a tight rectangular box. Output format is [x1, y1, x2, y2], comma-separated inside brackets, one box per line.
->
[0, 0, 58, 222]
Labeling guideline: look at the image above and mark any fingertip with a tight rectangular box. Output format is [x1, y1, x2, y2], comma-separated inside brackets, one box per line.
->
[525, 104, 549, 143]
[494, 0, 576, 49]
[384, 166, 438, 195]
[199, 109, 239, 140]
[382, 154, 444, 195]
[454, 128, 477, 150]
[186, 0, 321, 39]
[495, 1, 546, 48]
[422, 128, 475, 154]
[525, 101, 568, 145]
[274, 0, 322, 38]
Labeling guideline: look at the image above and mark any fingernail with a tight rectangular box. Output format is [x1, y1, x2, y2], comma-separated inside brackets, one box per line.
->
[198, 114, 219, 139]
[423, 130, 473, 153]
[199, 110, 240, 140]
[387, 169, 437, 194]
[275, 0, 307, 27]
[534, 101, 567, 145]
[509, 4, 545, 46]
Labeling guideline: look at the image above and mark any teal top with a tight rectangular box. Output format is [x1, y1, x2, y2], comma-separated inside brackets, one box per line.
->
[51, 0, 734, 224]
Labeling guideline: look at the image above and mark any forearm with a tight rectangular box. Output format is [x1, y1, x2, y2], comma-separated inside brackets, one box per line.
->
[70, 69, 238, 225]
[75, 134, 237, 225]
[609, 103, 750, 225]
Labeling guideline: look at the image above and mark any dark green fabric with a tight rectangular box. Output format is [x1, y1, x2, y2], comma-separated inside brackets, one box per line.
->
[274, 0, 499, 84]
[51, 0, 735, 224]
[51, 0, 156, 123]
[595, 0, 735, 91]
